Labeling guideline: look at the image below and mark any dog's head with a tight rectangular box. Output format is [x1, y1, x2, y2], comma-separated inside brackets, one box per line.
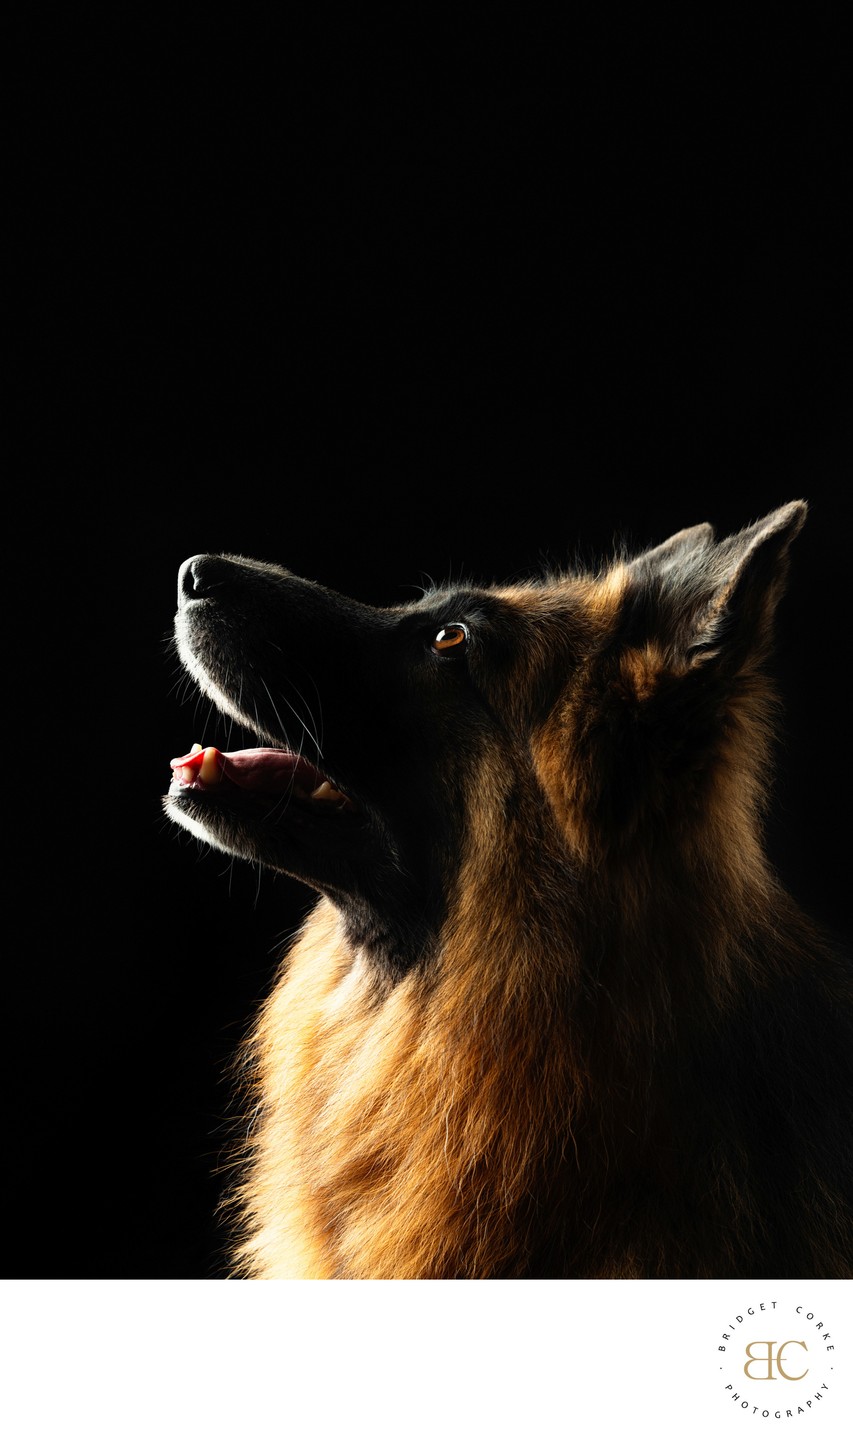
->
[165, 551, 556, 964]
[165, 502, 806, 967]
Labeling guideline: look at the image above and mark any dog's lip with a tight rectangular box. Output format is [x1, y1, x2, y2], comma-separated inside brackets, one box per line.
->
[168, 745, 358, 809]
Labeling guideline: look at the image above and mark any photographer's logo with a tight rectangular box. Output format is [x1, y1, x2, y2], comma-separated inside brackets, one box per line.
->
[717, 1301, 839, 1420]
[744, 1340, 809, 1382]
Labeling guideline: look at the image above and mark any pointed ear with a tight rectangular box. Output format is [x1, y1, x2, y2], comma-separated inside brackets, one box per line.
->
[633, 521, 714, 574]
[625, 501, 807, 670]
[685, 501, 807, 666]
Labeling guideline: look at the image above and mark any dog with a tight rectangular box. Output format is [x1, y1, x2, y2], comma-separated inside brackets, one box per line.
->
[165, 501, 853, 1278]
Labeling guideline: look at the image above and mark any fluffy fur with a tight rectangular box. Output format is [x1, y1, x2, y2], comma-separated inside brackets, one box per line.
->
[166, 502, 853, 1278]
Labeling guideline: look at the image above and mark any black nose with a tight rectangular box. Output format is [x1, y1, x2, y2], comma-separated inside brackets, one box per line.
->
[178, 554, 234, 601]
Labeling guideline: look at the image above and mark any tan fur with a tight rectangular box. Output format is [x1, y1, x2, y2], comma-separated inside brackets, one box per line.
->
[236, 751, 588, 1278]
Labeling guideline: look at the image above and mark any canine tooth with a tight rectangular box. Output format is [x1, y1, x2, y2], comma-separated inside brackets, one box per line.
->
[190, 743, 203, 755]
[310, 780, 342, 801]
[200, 747, 222, 785]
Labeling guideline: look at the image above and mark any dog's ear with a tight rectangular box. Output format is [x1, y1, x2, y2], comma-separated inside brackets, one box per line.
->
[577, 504, 809, 843]
[625, 501, 807, 672]
[630, 520, 714, 574]
[544, 505, 807, 849]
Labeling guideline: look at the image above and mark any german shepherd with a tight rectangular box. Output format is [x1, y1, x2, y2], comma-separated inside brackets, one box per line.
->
[165, 501, 853, 1278]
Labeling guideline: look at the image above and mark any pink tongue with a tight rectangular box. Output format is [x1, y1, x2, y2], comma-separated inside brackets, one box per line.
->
[170, 746, 325, 793]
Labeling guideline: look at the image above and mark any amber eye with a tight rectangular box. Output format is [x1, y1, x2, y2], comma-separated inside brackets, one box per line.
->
[432, 623, 469, 653]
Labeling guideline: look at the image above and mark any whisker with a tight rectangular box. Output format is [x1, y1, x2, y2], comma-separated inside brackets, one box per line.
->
[260, 676, 323, 763]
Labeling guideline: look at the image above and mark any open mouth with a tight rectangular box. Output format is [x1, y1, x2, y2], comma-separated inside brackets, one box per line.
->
[169, 743, 359, 814]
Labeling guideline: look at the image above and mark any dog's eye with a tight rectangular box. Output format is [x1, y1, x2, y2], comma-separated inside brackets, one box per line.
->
[432, 624, 468, 654]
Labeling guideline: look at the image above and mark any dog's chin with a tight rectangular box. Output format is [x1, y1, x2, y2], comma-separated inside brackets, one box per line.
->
[164, 774, 370, 890]
[164, 771, 442, 973]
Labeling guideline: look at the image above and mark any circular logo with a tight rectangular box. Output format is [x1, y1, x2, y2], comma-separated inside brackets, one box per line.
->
[716, 1299, 840, 1422]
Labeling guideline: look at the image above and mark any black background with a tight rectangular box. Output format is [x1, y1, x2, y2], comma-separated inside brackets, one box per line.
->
[14, 33, 851, 1277]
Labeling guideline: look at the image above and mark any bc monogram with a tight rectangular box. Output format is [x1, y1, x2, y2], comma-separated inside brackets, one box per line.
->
[743, 1341, 808, 1381]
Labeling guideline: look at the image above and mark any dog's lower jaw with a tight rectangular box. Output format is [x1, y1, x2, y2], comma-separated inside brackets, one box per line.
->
[164, 789, 441, 977]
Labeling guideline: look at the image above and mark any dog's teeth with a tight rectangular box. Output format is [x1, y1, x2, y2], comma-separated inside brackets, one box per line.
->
[190, 743, 203, 755]
[200, 747, 223, 786]
[309, 780, 356, 811]
[310, 781, 340, 801]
